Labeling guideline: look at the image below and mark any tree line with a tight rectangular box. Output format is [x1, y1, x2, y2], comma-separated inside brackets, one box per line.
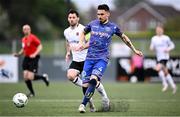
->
[0, 0, 76, 41]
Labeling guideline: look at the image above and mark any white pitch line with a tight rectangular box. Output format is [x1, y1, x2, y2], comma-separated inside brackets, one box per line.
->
[0, 99, 179, 102]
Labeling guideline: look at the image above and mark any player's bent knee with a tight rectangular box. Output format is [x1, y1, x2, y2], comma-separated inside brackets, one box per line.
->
[27, 73, 34, 80]
[24, 77, 29, 80]
[67, 70, 78, 81]
[23, 75, 31, 80]
[82, 83, 89, 88]
[155, 67, 160, 72]
[67, 73, 76, 81]
[23, 74, 29, 80]
[156, 64, 162, 71]
[91, 75, 98, 81]
[23, 74, 27, 79]
[164, 70, 169, 76]
[89, 79, 97, 86]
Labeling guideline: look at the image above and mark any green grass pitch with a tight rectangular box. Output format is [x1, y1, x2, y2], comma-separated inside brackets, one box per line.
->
[0, 81, 180, 116]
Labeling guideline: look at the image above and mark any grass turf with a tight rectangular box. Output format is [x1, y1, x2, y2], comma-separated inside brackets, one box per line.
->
[0, 81, 180, 116]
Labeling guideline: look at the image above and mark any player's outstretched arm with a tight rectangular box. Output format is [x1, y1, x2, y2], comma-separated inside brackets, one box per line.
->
[13, 49, 23, 57]
[120, 33, 143, 56]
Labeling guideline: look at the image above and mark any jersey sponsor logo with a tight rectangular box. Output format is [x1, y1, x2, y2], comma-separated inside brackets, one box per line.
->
[91, 31, 110, 38]
[92, 26, 99, 29]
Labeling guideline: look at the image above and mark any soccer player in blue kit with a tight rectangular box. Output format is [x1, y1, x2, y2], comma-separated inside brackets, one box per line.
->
[77, 4, 143, 113]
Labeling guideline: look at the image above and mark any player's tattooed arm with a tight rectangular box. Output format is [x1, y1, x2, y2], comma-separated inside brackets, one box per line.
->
[120, 33, 143, 56]
[120, 33, 136, 51]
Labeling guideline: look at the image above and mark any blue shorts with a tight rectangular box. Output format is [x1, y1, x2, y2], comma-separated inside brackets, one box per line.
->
[81, 59, 108, 84]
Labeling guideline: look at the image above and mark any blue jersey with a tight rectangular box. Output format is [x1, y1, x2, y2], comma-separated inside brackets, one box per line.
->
[84, 20, 122, 62]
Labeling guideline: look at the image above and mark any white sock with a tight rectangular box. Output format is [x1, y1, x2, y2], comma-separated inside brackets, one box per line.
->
[96, 82, 108, 99]
[72, 76, 82, 87]
[166, 74, 176, 89]
[158, 71, 168, 87]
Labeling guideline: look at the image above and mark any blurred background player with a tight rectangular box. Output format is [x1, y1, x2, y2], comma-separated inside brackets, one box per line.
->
[64, 9, 110, 112]
[130, 54, 144, 82]
[14, 24, 49, 98]
[77, 4, 143, 113]
[150, 25, 177, 94]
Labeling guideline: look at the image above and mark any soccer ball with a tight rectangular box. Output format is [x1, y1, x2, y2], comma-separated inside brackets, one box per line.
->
[130, 76, 138, 83]
[13, 93, 28, 108]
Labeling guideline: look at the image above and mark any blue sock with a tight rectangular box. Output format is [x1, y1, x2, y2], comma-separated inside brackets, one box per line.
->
[82, 79, 97, 106]
[82, 84, 96, 106]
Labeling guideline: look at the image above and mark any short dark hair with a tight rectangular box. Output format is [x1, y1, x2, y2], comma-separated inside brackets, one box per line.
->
[97, 4, 110, 11]
[68, 9, 79, 17]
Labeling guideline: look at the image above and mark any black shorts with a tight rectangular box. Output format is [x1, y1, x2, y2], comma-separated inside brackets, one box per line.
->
[69, 61, 84, 73]
[22, 55, 40, 73]
[157, 59, 168, 67]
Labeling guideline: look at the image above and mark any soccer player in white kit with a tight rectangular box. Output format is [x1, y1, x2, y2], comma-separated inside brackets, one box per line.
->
[64, 9, 110, 112]
[150, 25, 177, 94]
